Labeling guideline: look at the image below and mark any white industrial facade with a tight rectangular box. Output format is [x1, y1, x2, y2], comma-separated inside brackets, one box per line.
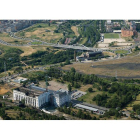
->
[13, 85, 71, 108]
[53, 89, 71, 107]
[13, 84, 50, 108]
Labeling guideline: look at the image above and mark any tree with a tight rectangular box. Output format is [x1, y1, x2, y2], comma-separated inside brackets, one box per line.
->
[70, 67, 76, 73]
[68, 84, 72, 92]
[88, 87, 93, 92]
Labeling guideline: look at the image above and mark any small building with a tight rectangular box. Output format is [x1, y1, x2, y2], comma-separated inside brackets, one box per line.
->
[3, 95, 8, 99]
[76, 56, 85, 61]
[75, 104, 99, 112]
[13, 77, 28, 84]
[85, 51, 102, 58]
[107, 20, 112, 25]
[113, 30, 121, 33]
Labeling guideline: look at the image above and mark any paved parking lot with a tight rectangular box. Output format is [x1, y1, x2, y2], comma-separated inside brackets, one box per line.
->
[71, 90, 87, 99]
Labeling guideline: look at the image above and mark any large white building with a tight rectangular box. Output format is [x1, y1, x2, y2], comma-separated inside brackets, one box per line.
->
[13, 84, 50, 108]
[13, 85, 71, 108]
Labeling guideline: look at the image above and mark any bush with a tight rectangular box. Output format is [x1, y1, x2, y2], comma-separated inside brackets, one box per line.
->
[88, 87, 93, 92]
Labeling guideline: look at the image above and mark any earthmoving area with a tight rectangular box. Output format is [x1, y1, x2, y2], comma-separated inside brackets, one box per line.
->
[0, 84, 15, 95]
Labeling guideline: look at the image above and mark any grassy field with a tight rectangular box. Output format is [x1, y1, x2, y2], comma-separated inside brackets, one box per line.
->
[115, 50, 128, 54]
[0, 44, 50, 57]
[79, 37, 87, 44]
[0, 32, 30, 45]
[62, 54, 140, 78]
[31, 41, 42, 45]
[16, 23, 63, 43]
[104, 33, 119, 39]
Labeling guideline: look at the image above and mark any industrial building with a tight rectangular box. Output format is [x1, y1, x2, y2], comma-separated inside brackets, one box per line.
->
[76, 51, 102, 61]
[13, 84, 71, 108]
[75, 104, 99, 112]
[13, 77, 28, 84]
[13, 84, 50, 108]
[53, 89, 71, 107]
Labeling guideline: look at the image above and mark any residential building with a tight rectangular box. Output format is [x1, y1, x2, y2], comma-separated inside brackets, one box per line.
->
[121, 21, 137, 37]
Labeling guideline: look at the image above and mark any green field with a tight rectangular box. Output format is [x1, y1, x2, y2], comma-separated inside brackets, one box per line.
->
[115, 50, 128, 54]
[104, 33, 119, 38]
[31, 41, 42, 45]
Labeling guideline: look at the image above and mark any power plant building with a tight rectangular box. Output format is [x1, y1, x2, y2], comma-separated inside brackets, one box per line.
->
[13, 84, 71, 108]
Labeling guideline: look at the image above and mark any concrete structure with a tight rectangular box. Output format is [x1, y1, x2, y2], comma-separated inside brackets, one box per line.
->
[107, 20, 112, 24]
[13, 77, 28, 84]
[13, 85, 71, 108]
[121, 28, 137, 37]
[13, 84, 50, 108]
[121, 21, 137, 37]
[75, 104, 99, 112]
[76, 51, 102, 61]
[113, 30, 121, 33]
[76, 56, 85, 61]
[53, 89, 71, 107]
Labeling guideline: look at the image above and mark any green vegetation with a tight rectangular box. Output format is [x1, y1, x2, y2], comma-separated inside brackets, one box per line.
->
[0, 47, 23, 73]
[115, 50, 128, 54]
[136, 23, 140, 32]
[0, 101, 65, 120]
[104, 33, 119, 38]
[134, 46, 140, 51]
[46, 67, 140, 110]
[21, 49, 81, 66]
[57, 105, 98, 120]
[31, 41, 42, 45]
[78, 24, 100, 47]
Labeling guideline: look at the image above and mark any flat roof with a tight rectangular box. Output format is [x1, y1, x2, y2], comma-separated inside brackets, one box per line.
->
[16, 87, 44, 97]
[75, 104, 98, 112]
[113, 30, 121, 33]
[31, 85, 46, 92]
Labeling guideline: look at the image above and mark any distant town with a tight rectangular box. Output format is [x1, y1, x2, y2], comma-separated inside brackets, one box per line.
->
[0, 20, 140, 120]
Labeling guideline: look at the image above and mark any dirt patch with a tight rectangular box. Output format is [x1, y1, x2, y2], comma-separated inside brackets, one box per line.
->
[39, 80, 68, 91]
[62, 54, 140, 79]
[0, 84, 10, 95]
[71, 26, 79, 36]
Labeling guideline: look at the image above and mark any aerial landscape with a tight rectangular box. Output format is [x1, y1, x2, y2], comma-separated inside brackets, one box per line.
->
[1, 19, 140, 120]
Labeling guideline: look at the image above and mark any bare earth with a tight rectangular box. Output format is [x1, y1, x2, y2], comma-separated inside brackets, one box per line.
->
[71, 26, 79, 36]
[39, 80, 68, 91]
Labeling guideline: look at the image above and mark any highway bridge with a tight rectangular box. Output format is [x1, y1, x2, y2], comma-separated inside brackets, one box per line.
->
[0, 32, 103, 52]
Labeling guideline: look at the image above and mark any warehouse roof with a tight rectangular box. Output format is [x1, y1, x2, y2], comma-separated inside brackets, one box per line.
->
[30, 85, 46, 92]
[75, 104, 98, 112]
[113, 30, 121, 33]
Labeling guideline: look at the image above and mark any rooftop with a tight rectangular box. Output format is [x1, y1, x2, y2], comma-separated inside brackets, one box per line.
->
[15, 86, 45, 97]
[75, 104, 98, 112]
[54, 89, 69, 98]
